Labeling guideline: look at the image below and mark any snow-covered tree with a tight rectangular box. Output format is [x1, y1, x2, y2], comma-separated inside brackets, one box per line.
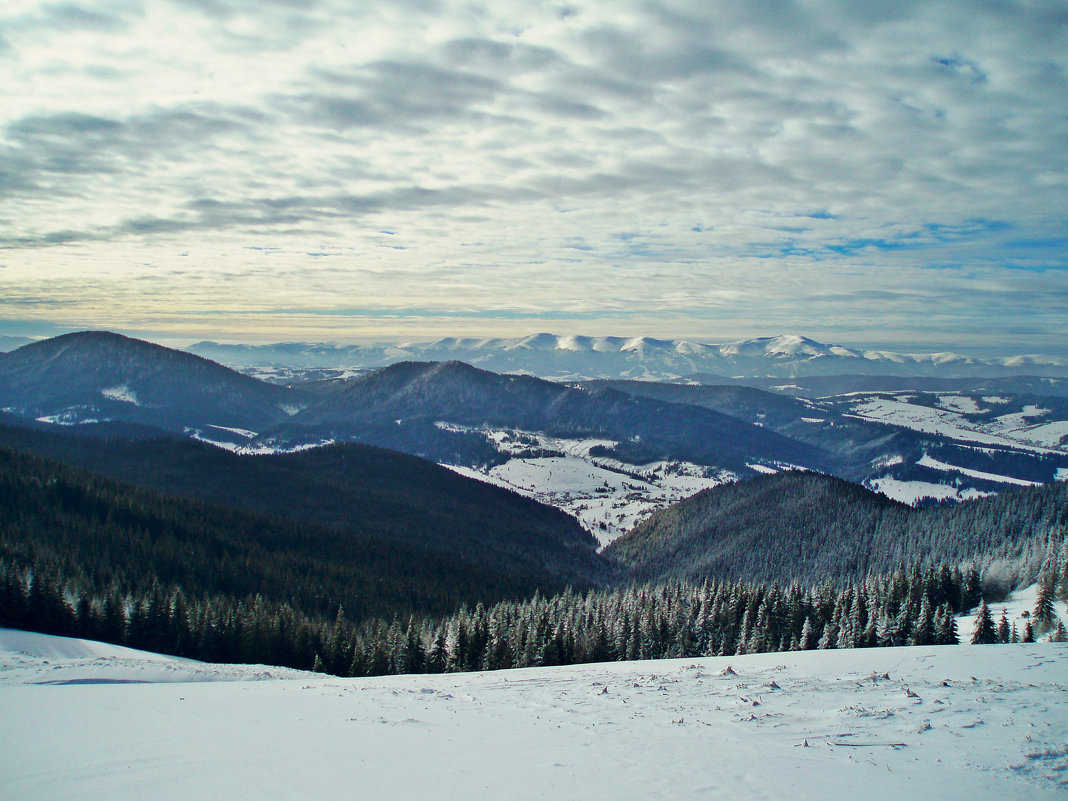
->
[970, 600, 998, 645]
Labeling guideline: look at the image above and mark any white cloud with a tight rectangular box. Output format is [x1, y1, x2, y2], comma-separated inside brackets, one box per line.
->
[0, 0, 1065, 352]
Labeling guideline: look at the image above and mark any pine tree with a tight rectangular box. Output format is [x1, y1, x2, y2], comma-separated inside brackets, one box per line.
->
[933, 603, 959, 645]
[1034, 574, 1057, 633]
[996, 612, 1010, 644]
[427, 628, 448, 673]
[970, 600, 997, 644]
[1021, 621, 1035, 643]
[909, 596, 933, 646]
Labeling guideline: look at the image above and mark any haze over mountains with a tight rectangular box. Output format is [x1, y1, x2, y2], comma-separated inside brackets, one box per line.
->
[186, 332, 1068, 383]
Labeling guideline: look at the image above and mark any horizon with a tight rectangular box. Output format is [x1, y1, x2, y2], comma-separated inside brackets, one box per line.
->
[2, 326, 1067, 363]
[2, 2, 1066, 354]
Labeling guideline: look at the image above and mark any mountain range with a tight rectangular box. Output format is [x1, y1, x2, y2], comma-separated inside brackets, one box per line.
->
[1, 331, 1066, 531]
[186, 332, 1068, 382]
[2, 331, 1067, 692]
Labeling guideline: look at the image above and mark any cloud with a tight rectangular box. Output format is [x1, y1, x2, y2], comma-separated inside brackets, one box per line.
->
[0, 0, 1065, 352]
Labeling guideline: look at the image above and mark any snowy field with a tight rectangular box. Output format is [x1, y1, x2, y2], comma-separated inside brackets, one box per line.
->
[2, 629, 1066, 800]
[440, 427, 733, 545]
[838, 393, 1068, 454]
[864, 475, 992, 505]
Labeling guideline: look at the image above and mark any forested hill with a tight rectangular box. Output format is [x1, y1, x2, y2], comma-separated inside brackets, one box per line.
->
[606, 471, 1068, 587]
[0, 421, 607, 589]
[0, 444, 562, 626]
[0, 331, 298, 432]
[276, 360, 824, 473]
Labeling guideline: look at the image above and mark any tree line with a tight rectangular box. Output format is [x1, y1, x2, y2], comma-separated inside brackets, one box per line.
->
[5, 543, 1065, 678]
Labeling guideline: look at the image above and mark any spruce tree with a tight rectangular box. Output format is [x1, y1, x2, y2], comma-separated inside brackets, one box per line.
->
[959, 567, 981, 613]
[933, 603, 958, 645]
[996, 612, 1010, 644]
[1034, 575, 1056, 633]
[970, 599, 998, 644]
[909, 596, 933, 646]
[798, 616, 816, 650]
[1021, 621, 1035, 643]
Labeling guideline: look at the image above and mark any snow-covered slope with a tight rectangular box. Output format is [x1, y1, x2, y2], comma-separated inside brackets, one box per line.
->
[2, 628, 1065, 800]
[441, 428, 737, 546]
[835, 392, 1068, 455]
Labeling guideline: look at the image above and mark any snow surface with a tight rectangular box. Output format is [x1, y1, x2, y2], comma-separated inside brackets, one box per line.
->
[2, 628, 1066, 800]
[917, 454, 1039, 487]
[865, 476, 992, 506]
[439, 427, 731, 545]
[100, 384, 139, 405]
[747, 463, 780, 474]
[35, 415, 102, 425]
[186, 426, 333, 455]
[937, 394, 981, 414]
[957, 583, 1068, 644]
[838, 393, 1068, 455]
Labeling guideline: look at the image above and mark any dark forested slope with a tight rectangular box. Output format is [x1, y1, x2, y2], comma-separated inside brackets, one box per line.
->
[278, 360, 824, 473]
[607, 471, 1068, 586]
[0, 421, 607, 588]
[0, 445, 561, 624]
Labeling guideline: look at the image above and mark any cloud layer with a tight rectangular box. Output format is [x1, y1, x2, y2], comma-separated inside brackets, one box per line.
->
[1, 0, 1066, 351]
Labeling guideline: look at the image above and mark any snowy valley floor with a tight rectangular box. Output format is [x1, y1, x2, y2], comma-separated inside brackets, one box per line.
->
[2, 630, 1066, 801]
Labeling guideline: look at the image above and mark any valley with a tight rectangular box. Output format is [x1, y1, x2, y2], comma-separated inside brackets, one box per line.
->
[2, 329, 1067, 800]
[3, 331, 1067, 535]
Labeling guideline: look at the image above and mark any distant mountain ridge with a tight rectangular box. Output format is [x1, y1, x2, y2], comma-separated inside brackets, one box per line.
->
[3, 332, 1066, 521]
[187, 333, 1068, 381]
[0, 336, 33, 353]
[279, 359, 820, 474]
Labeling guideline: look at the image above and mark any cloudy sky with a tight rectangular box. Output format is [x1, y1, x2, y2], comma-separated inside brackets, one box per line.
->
[1, 0, 1066, 353]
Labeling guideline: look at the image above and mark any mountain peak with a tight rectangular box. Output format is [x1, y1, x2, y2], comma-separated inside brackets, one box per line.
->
[0, 331, 292, 432]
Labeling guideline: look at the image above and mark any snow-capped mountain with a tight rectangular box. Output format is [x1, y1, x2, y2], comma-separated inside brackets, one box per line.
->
[188, 333, 1068, 382]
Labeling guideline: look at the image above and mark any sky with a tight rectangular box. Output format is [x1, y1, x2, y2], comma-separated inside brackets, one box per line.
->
[1, 0, 1066, 354]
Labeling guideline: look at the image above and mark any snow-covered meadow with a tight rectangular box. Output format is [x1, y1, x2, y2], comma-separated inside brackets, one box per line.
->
[442, 427, 733, 545]
[841, 393, 1068, 454]
[3, 628, 1066, 800]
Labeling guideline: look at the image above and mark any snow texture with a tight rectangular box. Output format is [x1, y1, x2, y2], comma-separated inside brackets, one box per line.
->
[840, 394, 1068, 455]
[100, 385, 139, 405]
[440, 427, 731, 545]
[917, 454, 1039, 487]
[865, 476, 992, 506]
[2, 628, 1066, 800]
